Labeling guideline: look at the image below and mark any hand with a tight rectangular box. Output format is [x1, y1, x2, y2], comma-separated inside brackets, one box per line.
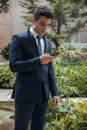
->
[52, 96, 59, 108]
[40, 53, 55, 64]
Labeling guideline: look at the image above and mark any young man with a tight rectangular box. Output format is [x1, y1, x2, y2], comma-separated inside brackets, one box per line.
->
[9, 5, 59, 130]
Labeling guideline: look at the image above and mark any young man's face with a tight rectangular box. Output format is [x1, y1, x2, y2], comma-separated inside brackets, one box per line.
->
[32, 16, 52, 36]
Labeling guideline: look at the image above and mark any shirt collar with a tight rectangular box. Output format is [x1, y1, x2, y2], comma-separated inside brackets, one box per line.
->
[30, 27, 38, 38]
[30, 27, 43, 38]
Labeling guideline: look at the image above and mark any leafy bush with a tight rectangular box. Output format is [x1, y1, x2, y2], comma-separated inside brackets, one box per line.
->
[44, 99, 87, 130]
[53, 60, 87, 97]
[0, 64, 15, 88]
[0, 44, 10, 60]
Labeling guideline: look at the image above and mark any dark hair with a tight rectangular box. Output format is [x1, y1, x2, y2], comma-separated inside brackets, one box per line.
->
[34, 6, 53, 20]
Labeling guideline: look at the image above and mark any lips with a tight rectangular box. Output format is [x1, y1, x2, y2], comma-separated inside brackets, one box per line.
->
[41, 31, 46, 34]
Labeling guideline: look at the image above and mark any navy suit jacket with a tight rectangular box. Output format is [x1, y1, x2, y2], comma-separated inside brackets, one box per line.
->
[9, 29, 58, 101]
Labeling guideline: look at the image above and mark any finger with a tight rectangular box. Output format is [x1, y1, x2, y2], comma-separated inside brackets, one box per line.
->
[53, 98, 56, 106]
[53, 98, 59, 108]
[53, 102, 58, 108]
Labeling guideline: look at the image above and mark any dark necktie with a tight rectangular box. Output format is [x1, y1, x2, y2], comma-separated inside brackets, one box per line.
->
[37, 36, 42, 55]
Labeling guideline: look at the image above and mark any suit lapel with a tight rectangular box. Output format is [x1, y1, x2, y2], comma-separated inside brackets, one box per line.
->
[27, 29, 39, 55]
[43, 36, 48, 53]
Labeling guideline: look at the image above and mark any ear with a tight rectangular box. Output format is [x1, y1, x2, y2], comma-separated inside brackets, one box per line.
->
[32, 18, 36, 24]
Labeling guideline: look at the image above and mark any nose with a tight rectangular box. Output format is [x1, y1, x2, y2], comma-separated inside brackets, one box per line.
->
[43, 25, 48, 31]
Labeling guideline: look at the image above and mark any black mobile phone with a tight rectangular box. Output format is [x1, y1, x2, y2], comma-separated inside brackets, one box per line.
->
[51, 51, 60, 56]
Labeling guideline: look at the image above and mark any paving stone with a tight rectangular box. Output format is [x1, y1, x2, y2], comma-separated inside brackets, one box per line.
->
[0, 121, 14, 130]
[0, 89, 13, 101]
[0, 100, 14, 130]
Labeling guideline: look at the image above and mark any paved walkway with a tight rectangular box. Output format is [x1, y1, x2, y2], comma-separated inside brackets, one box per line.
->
[0, 89, 13, 101]
[0, 89, 14, 130]
[0, 121, 14, 130]
[0, 108, 14, 130]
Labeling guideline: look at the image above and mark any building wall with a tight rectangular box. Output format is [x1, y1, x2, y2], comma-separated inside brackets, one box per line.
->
[72, 28, 87, 43]
[0, 0, 12, 61]
[12, 0, 27, 34]
[0, 0, 12, 48]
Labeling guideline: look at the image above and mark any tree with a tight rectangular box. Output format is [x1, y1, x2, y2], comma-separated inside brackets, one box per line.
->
[51, 0, 70, 34]
[0, 0, 9, 13]
[47, 0, 87, 46]
[19, 0, 39, 27]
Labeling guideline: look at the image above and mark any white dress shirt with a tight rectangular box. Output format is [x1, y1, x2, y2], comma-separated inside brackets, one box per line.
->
[30, 27, 45, 54]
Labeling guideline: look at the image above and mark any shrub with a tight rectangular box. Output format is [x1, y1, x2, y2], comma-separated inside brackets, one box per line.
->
[53, 60, 87, 97]
[44, 99, 87, 130]
[0, 64, 15, 88]
[0, 44, 10, 60]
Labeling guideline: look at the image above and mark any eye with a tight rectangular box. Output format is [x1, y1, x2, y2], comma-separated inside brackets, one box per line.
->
[40, 22, 45, 26]
[47, 24, 50, 27]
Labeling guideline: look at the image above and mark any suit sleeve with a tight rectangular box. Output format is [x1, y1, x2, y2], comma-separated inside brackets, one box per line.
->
[48, 62, 58, 96]
[48, 42, 58, 96]
[9, 35, 41, 72]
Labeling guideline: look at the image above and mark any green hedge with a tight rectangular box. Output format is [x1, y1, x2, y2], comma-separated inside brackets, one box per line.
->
[53, 60, 87, 97]
[0, 64, 15, 88]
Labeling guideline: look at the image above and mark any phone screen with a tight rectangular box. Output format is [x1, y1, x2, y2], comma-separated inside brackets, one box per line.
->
[51, 51, 60, 56]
